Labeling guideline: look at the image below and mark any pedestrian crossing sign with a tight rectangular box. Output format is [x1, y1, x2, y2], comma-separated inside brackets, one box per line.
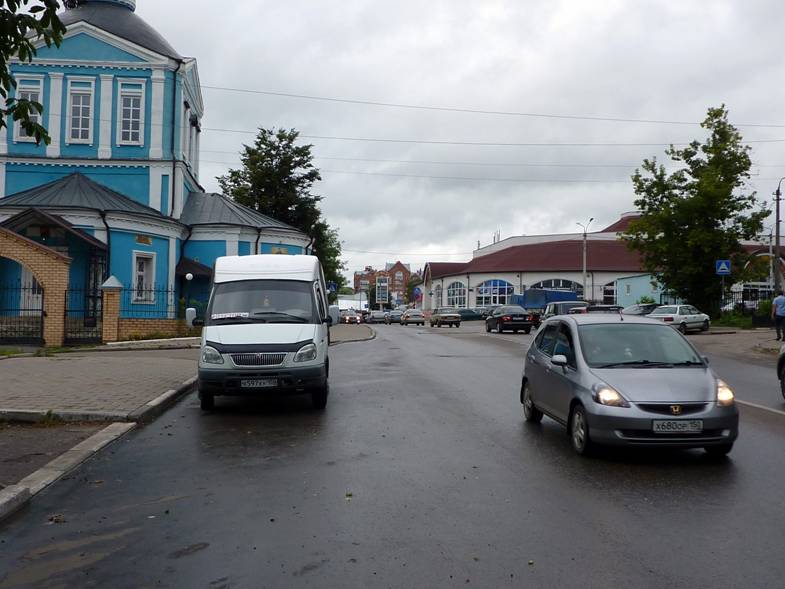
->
[715, 260, 731, 275]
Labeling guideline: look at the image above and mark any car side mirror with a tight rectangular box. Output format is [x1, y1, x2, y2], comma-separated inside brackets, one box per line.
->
[702, 356, 710, 365]
[185, 307, 204, 328]
[551, 354, 569, 367]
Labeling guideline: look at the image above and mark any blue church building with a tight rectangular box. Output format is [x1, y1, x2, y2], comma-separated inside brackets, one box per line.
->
[0, 0, 310, 335]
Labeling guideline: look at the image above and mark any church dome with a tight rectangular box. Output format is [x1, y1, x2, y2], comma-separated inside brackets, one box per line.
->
[61, 0, 182, 60]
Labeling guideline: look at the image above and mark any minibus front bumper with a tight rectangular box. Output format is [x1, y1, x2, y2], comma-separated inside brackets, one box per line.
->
[198, 364, 327, 396]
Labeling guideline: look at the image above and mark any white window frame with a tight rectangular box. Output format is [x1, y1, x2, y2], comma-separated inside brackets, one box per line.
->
[181, 103, 191, 160]
[446, 281, 467, 308]
[625, 284, 631, 296]
[13, 75, 45, 143]
[116, 79, 146, 146]
[132, 250, 156, 303]
[66, 77, 95, 145]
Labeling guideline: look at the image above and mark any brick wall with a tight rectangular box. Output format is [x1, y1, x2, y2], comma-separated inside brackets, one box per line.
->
[0, 226, 71, 346]
[117, 318, 200, 341]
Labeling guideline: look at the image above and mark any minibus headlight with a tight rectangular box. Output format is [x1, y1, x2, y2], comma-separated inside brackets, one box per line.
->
[294, 343, 318, 363]
[201, 346, 224, 365]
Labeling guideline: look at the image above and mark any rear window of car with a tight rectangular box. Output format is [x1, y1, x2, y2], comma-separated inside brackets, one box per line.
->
[651, 306, 677, 314]
[500, 306, 527, 313]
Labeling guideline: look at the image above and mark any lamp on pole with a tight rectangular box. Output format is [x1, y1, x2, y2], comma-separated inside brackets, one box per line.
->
[576, 218, 594, 301]
[775, 179, 785, 294]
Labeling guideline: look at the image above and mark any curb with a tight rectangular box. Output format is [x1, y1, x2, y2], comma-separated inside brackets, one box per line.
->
[127, 376, 197, 424]
[0, 422, 135, 524]
[0, 377, 197, 425]
[330, 326, 377, 346]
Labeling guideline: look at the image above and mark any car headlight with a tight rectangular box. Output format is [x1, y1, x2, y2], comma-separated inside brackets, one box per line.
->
[592, 383, 629, 407]
[294, 342, 318, 363]
[201, 346, 224, 365]
[717, 379, 735, 406]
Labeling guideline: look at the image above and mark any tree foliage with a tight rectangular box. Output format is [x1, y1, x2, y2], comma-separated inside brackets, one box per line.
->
[623, 106, 769, 315]
[217, 127, 346, 288]
[0, 0, 77, 144]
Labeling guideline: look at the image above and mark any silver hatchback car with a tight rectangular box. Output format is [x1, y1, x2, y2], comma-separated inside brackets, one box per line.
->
[521, 314, 738, 456]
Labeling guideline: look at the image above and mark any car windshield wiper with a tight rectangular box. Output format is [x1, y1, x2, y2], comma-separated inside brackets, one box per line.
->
[209, 316, 260, 324]
[251, 311, 309, 323]
[669, 360, 704, 367]
[596, 360, 674, 368]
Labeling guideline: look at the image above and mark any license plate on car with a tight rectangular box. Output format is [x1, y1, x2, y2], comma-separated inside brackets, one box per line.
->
[240, 378, 278, 388]
[513, 315, 524, 320]
[652, 420, 703, 433]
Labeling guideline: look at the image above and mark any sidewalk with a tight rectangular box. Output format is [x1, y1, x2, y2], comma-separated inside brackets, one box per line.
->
[330, 324, 375, 344]
[688, 328, 782, 359]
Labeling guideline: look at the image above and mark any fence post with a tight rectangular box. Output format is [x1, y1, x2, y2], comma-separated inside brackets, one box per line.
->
[101, 277, 123, 344]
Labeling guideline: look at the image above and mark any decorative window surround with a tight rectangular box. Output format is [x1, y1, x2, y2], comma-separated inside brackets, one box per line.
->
[132, 250, 156, 303]
[98, 74, 113, 158]
[13, 75, 45, 143]
[66, 77, 96, 145]
[116, 78, 146, 146]
[149, 69, 164, 159]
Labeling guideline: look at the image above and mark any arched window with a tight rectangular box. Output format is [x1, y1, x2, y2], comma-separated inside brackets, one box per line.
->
[530, 279, 583, 299]
[446, 282, 467, 308]
[433, 285, 443, 308]
[476, 279, 514, 306]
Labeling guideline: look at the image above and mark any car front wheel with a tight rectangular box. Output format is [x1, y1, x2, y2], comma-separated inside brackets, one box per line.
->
[522, 382, 543, 423]
[312, 382, 329, 410]
[678, 323, 688, 334]
[780, 371, 785, 401]
[199, 390, 214, 411]
[569, 404, 593, 456]
[701, 320, 709, 332]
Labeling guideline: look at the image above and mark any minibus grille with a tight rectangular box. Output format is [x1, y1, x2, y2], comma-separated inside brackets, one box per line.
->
[230, 352, 287, 367]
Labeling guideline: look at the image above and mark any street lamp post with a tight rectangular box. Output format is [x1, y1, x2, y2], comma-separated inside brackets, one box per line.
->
[577, 218, 594, 301]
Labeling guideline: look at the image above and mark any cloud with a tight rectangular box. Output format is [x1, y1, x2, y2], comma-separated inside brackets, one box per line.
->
[137, 0, 783, 280]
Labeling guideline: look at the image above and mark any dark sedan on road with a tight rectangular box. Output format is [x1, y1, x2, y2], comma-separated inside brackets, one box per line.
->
[521, 314, 739, 456]
[486, 305, 537, 334]
[385, 310, 404, 324]
[458, 308, 484, 321]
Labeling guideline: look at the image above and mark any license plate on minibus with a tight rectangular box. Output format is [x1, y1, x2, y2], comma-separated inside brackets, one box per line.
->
[241, 378, 278, 388]
[652, 420, 703, 433]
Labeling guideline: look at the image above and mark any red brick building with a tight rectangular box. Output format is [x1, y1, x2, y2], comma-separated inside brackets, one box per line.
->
[353, 261, 415, 305]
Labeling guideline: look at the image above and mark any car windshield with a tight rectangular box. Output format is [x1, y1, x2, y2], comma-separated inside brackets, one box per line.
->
[578, 323, 704, 368]
[650, 306, 677, 315]
[206, 280, 317, 326]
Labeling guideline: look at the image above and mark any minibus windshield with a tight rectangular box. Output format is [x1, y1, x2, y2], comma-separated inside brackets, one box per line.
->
[205, 280, 318, 326]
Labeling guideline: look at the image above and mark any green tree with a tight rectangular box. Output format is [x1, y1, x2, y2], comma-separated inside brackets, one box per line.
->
[0, 1, 78, 144]
[623, 106, 768, 316]
[218, 127, 346, 288]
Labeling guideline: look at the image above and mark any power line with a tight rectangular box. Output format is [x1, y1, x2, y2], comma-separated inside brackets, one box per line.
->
[342, 248, 471, 256]
[319, 169, 633, 183]
[201, 84, 785, 129]
[201, 127, 785, 147]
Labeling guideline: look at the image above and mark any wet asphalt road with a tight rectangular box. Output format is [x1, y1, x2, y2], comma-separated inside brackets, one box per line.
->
[1, 324, 785, 588]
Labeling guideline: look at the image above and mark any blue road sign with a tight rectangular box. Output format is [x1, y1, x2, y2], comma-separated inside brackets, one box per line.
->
[715, 260, 731, 276]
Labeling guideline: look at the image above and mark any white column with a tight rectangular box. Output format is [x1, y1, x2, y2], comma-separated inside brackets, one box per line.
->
[172, 166, 184, 219]
[149, 69, 164, 159]
[0, 162, 6, 198]
[148, 165, 164, 212]
[226, 237, 239, 256]
[168, 236, 176, 318]
[46, 72, 63, 158]
[98, 74, 113, 159]
[194, 129, 201, 178]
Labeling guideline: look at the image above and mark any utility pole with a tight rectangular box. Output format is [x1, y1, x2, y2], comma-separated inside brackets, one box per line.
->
[577, 218, 593, 301]
[776, 179, 785, 294]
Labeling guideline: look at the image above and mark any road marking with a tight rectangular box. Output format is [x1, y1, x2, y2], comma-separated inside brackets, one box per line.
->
[737, 399, 785, 417]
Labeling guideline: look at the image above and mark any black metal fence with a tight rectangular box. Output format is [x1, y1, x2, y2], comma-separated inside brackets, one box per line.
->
[64, 288, 103, 345]
[0, 285, 44, 345]
[120, 286, 178, 319]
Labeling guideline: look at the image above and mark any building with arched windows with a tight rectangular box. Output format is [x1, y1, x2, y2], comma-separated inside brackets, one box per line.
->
[422, 213, 645, 310]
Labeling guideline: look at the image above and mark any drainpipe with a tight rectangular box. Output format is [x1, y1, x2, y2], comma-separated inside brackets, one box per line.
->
[170, 61, 183, 218]
[99, 212, 111, 280]
[255, 228, 263, 254]
[178, 226, 193, 266]
[306, 236, 316, 255]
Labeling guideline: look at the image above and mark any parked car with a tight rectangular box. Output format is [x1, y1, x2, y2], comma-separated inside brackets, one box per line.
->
[569, 305, 624, 314]
[430, 307, 461, 328]
[647, 304, 710, 333]
[521, 314, 738, 456]
[622, 303, 661, 316]
[542, 301, 587, 319]
[486, 305, 537, 334]
[458, 308, 484, 321]
[474, 307, 489, 318]
[367, 310, 388, 324]
[401, 309, 426, 326]
[777, 344, 785, 401]
[343, 311, 362, 324]
[385, 310, 404, 324]
[481, 305, 502, 318]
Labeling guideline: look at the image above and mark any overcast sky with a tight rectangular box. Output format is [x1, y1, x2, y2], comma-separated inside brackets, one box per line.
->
[136, 0, 784, 280]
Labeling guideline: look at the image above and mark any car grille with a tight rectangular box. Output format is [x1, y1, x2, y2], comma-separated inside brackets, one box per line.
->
[230, 353, 287, 367]
[636, 403, 709, 416]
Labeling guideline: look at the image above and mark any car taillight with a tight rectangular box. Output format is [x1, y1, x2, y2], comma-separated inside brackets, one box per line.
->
[663, 316, 674, 322]
[503, 316, 512, 321]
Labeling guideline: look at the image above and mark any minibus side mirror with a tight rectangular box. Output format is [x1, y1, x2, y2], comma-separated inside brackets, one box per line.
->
[185, 307, 204, 328]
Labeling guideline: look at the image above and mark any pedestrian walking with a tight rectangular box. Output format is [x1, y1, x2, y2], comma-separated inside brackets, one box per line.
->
[772, 291, 785, 340]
